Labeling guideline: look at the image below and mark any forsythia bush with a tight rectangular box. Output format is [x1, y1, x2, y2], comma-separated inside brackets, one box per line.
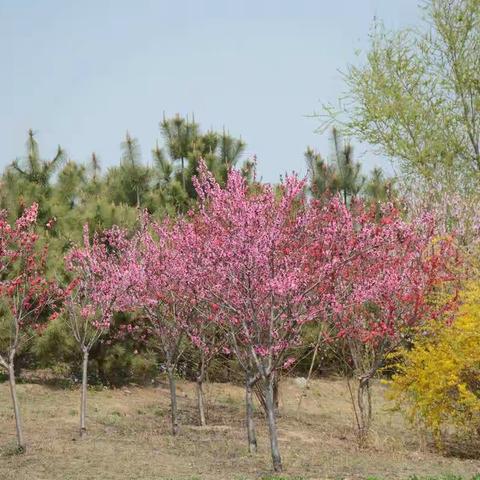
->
[389, 282, 480, 441]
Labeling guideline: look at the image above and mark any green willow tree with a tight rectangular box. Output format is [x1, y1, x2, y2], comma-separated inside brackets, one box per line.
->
[323, 0, 480, 190]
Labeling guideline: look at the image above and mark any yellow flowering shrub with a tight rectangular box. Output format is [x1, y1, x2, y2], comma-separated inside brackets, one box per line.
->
[389, 281, 480, 441]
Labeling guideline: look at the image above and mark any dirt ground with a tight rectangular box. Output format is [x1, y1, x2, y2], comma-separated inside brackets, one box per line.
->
[0, 377, 478, 480]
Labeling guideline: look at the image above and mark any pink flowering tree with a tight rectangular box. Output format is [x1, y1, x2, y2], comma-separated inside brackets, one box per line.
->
[170, 217, 228, 427]
[182, 295, 225, 427]
[116, 214, 227, 429]
[65, 224, 141, 437]
[317, 200, 457, 444]
[119, 217, 195, 436]
[187, 163, 339, 472]
[0, 204, 60, 452]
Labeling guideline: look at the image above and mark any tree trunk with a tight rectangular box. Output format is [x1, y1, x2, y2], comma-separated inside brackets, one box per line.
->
[8, 361, 25, 452]
[273, 375, 280, 416]
[196, 352, 207, 427]
[80, 349, 89, 438]
[167, 368, 179, 435]
[356, 377, 372, 446]
[196, 377, 206, 427]
[253, 381, 267, 415]
[245, 376, 257, 454]
[264, 375, 282, 472]
[254, 374, 280, 417]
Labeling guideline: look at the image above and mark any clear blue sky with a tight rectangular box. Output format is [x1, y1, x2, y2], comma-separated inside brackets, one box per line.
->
[1, 0, 421, 183]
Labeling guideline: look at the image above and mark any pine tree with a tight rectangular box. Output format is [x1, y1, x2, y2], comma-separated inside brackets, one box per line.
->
[11, 129, 65, 188]
[306, 128, 394, 207]
[364, 167, 394, 203]
[160, 114, 199, 191]
[106, 132, 150, 208]
[306, 128, 365, 205]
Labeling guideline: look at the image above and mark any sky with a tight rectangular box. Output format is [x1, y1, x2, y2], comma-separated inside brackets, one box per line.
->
[1, 0, 423, 183]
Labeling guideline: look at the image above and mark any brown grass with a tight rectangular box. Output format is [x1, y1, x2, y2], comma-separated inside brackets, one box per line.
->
[0, 377, 479, 479]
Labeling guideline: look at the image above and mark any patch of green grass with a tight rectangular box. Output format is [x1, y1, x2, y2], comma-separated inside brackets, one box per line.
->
[0, 441, 26, 457]
[99, 411, 124, 427]
[217, 394, 237, 405]
[153, 407, 166, 417]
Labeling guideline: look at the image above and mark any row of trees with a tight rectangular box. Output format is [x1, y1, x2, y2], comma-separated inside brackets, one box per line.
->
[1, 120, 392, 272]
[2, 0, 478, 471]
[0, 116, 250, 270]
[0, 117, 393, 389]
[5, 116, 248, 215]
[0, 116, 254, 388]
[0, 161, 455, 471]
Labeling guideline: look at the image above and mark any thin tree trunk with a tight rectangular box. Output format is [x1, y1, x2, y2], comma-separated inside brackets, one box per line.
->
[8, 361, 25, 452]
[264, 375, 282, 472]
[297, 335, 320, 416]
[254, 374, 279, 416]
[273, 375, 279, 416]
[167, 368, 179, 435]
[245, 376, 257, 454]
[356, 377, 372, 446]
[196, 377, 206, 427]
[253, 381, 267, 415]
[80, 349, 89, 438]
[196, 352, 207, 426]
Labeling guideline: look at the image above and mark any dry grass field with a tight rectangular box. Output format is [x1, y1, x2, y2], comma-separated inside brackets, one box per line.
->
[0, 377, 479, 480]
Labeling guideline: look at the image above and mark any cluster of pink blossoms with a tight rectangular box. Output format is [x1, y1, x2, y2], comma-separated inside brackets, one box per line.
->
[66, 161, 456, 384]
